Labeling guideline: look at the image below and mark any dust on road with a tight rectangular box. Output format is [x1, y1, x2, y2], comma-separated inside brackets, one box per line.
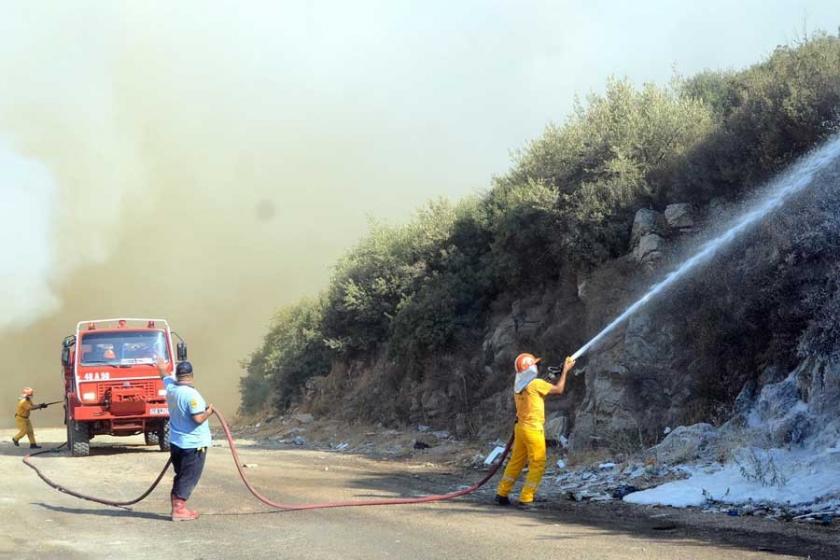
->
[1, 427, 836, 560]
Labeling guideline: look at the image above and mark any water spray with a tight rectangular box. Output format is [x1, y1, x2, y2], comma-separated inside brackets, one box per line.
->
[570, 134, 840, 363]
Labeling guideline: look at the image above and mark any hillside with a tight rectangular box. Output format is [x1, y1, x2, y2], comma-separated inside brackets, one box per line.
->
[239, 34, 840, 458]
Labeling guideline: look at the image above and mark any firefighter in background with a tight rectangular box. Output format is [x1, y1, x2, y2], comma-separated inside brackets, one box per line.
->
[156, 357, 214, 522]
[12, 387, 45, 448]
[495, 353, 575, 508]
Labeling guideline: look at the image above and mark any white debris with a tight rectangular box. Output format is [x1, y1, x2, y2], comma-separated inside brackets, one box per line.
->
[334, 442, 350, 451]
[598, 462, 616, 470]
[483, 446, 506, 465]
[624, 446, 840, 509]
[663, 426, 672, 435]
[292, 436, 306, 446]
[417, 424, 431, 432]
[242, 463, 258, 469]
[556, 459, 566, 469]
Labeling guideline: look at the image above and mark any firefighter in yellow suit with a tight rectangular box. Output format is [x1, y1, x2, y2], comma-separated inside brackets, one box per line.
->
[495, 353, 575, 508]
[12, 387, 44, 449]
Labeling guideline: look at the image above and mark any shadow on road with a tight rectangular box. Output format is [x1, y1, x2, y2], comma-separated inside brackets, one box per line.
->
[33, 502, 170, 521]
[1, 441, 164, 459]
[342, 469, 840, 560]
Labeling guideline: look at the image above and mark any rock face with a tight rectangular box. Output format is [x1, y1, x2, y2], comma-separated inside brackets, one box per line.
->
[570, 310, 685, 451]
[630, 209, 669, 247]
[633, 233, 665, 265]
[664, 203, 694, 231]
[630, 355, 840, 490]
[720, 357, 840, 451]
[649, 423, 719, 464]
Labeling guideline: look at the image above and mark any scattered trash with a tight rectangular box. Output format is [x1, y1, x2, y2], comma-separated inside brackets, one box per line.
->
[557, 435, 569, 448]
[292, 435, 306, 446]
[254, 423, 261, 429]
[334, 442, 350, 451]
[556, 459, 566, 469]
[417, 424, 431, 432]
[598, 462, 616, 470]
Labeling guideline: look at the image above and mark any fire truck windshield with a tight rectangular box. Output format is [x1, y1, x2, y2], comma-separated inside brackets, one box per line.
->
[79, 331, 170, 366]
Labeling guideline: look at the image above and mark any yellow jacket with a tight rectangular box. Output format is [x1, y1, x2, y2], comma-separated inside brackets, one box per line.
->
[15, 398, 33, 419]
[513, 379, 553, 430]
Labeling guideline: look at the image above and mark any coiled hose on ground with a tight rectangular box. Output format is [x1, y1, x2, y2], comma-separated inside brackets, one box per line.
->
[22, 409, 513, 512]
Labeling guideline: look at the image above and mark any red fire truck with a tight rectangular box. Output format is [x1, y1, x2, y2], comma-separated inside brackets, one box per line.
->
[61, 318, 188, 456]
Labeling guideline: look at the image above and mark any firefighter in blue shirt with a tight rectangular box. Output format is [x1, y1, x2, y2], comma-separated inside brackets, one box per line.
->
[156, 357, 214, 521]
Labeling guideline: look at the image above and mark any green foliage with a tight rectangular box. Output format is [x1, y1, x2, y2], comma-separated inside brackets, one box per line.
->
[672, 34, 840, 202]
[501, 78, 715, 265]
[321, 199, 462, 355]
[239, 298, 332, 413]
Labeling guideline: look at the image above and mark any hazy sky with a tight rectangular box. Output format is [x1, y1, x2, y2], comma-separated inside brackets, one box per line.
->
[0, 1, 837, 423]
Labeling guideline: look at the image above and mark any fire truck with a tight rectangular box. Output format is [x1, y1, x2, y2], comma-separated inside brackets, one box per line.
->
[61, 318, 188, 456]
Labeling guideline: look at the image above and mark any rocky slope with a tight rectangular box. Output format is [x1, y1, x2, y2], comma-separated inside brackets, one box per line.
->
[289, 148, 840, 472]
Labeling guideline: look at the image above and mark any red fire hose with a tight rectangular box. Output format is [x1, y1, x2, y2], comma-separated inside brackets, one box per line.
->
[22, 409, 513, 512]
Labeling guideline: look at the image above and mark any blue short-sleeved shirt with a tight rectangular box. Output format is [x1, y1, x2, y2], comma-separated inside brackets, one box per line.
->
[163, 377, 211, 449]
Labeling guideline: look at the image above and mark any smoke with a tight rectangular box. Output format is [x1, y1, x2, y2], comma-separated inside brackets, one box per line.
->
[0, 140, 60, 328]
[0, 3, 432, 426]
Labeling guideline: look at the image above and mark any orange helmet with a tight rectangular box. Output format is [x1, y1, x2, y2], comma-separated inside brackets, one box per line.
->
[22, 387, 33, 397]
[514, 353, 541, 373]
[104, 348, 116, 360]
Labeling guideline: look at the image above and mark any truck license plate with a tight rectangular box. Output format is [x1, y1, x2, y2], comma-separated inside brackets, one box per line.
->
[150, 408, 169, 415]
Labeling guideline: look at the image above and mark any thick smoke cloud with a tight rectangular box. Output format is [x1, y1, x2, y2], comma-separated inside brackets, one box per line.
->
[0, 3, 409, 424]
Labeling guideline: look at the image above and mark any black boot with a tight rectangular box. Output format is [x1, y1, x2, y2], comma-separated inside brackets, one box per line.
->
[30, 444, 42, 449]
[494, 495, 510, 506]
[11, 437, 19, 447]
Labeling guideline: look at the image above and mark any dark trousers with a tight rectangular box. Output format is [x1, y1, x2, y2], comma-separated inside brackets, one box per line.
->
[170, 444, 207, 500]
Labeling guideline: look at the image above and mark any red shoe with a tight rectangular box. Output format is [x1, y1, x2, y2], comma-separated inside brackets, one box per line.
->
[171, 496, 199, 521]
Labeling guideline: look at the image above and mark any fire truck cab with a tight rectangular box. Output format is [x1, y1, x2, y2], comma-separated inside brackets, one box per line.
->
[61, 318, 187, 456]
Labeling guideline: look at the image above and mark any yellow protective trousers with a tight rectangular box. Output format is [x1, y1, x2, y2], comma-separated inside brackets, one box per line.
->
[14, 416, 36, 445]
[496, 423, 546, 503]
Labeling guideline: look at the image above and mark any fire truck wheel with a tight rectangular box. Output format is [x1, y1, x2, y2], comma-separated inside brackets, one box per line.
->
[68, 420, 90, 457]
[158, 421, 171, 452]
[144, 430, 160, 446]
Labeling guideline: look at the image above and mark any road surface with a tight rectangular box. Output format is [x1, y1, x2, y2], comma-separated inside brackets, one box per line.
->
[1, 427, 836, 560]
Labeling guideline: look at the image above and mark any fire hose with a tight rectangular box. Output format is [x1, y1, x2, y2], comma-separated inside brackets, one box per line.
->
[22, 408, 513, 512]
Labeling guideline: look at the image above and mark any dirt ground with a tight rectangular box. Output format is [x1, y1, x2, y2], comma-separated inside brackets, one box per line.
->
[1, 426, 838, 560]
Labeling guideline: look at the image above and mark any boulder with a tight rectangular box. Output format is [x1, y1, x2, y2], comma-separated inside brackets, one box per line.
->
[663, 203, 694, 230]
[634, 233, 665, 265]
[545, 413, 569, 443]
[651, 423, 718, 464]
[483, 299, 552, 368]
[630, 209, 668, 246]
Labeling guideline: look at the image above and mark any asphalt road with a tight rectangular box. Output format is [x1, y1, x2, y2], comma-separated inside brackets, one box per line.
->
[1, 427, 834, 560]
